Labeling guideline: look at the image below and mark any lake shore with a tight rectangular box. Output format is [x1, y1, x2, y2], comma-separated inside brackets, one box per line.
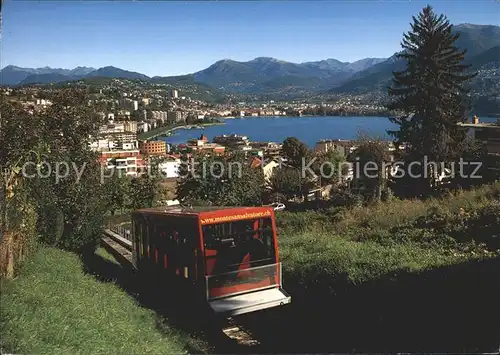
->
[139, 121, 224, 141]
[161, 115, 499, 147]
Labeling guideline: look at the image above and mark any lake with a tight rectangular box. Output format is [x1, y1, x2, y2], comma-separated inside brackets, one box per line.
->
[161, 116, 498, 148]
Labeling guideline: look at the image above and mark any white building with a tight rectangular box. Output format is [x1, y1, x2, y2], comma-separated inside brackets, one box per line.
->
[171, 89, 178, 99]
[90, 137, 138, 152]
[168, 110, 185, 123]
[34, 98, 53, 106]
[263, 160, 280, 181]
[90, 139, 118, 151]
[152, 111, 168, 123]
[100, 123, 125, 134]
[138, 121, 150, 133]
[121, 142, 138, 150]
[158, 160, 180, 178]
[104, 155, 140, 177]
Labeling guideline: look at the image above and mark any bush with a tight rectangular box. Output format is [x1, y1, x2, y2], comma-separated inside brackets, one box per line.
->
[381, 187, 396, 202]
[330, 190, 364, 208]
[276, 210, 331, 234]
[278, 182, 500, 254]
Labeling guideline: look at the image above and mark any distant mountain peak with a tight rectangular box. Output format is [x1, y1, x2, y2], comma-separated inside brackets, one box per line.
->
[455, 23, 492, 29]
[4, 65, 26, 71]
[251, 57, 279, 61]
[99, 65, 120, 70]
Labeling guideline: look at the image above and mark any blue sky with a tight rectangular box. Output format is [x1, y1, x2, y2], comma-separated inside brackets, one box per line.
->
[2, 1, 499, 76]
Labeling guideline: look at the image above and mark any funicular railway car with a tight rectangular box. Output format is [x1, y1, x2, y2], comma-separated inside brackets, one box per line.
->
[131, 206, 291, 317]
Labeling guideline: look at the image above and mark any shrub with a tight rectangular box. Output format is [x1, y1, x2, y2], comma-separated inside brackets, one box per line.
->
[330, 190, 364, 208]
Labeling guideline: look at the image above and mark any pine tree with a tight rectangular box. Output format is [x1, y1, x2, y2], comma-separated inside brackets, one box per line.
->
[387, 5, 477, 193]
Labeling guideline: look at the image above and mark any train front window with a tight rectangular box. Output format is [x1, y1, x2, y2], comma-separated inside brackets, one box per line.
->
[202, 218, 275, 275]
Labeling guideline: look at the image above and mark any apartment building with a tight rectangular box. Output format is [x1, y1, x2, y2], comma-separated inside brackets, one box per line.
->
[168, 110, 185, 123]
[213, 134, 249, 147]
[100, 122, 125, 134]
[187, 134, 209, 147]
[99, 150, 145, 177]
[458, 117, 500, 155]
[123, 121, 138, 133]
[250, 142, 282, 158]
[190, 143, 226, 155]
[151, 111, 168, 123]
[140, 140, 167, 156]
[90, 139, 117, 151]
[314, 139, 357, 156]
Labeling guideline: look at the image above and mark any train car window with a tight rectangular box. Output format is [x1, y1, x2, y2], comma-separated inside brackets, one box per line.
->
[143, 217, 150, 259]
[259, 218, 275, 256]
[149, 216, 161, 266]
[150, 216, 166, 269]
[174, 217, 198, 280]
[202, 218, 276, 275]
[139, 217, 147, 259]
[132, 218, 142, 262]
[156, 217, 170, 269]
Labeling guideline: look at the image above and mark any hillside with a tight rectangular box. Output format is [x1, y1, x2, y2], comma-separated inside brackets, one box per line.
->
[1, 66, 95, 86]
[187, 57, 369, 93]
[1, 56, 385, 93]
[331, 24, 500, 95]
[1, 23, 498, 102]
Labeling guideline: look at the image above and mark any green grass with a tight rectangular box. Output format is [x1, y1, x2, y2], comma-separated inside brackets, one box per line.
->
[280, 231, 487, 290]
[277, 182, 500, 252]
[275, 183, 500, 295]
[0, 247, 198, 355]
[270, 183, 500, 352]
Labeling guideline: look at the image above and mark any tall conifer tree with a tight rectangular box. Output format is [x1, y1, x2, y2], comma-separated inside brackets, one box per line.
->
[388, 5, 477, 192]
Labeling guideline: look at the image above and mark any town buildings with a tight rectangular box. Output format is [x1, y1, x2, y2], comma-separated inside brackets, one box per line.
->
[213, 134, 249, 147]
[459, 116, 500, 155]
[151, 111, 168, 123]
[140, 140, 167, 156]
[99, 149, 145, 177]
[314, 139, 357, 156]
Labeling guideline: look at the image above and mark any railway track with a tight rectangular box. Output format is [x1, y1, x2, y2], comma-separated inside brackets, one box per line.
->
[101, 228, 261, 350]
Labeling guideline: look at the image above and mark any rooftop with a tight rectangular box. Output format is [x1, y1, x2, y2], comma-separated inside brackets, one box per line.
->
[458, 122, 500, 129]
[133, 205, 272, 216]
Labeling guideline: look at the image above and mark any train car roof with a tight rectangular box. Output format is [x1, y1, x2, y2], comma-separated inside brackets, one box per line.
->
[133, 205, 273, 217]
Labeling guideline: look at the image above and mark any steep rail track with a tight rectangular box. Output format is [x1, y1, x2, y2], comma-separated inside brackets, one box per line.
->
[101, 229, 262, 351]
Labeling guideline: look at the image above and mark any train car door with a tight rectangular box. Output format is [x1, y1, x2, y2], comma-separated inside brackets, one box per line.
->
[173, 216, 198, 283]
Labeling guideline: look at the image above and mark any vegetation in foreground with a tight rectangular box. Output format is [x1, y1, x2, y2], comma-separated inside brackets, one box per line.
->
[276, 182, 499, 296]
[278, 182, 500, 251]
[0, 247, 202, 355]
[264, 182, 500, 352]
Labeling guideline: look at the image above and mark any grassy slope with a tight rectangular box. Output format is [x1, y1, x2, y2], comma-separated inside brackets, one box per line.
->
[268, 183, 500, 352]
[5, 184, 496, 353]
[278, 182, 500, 247]
[276, 183, 500, 294]
[0, 247, 197, 355]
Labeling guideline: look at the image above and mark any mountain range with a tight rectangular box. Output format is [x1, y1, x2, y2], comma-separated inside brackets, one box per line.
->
[1, 24, 499, 97]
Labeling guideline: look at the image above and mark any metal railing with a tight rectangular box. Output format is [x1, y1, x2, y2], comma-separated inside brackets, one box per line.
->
[106, 221, 132, 241]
